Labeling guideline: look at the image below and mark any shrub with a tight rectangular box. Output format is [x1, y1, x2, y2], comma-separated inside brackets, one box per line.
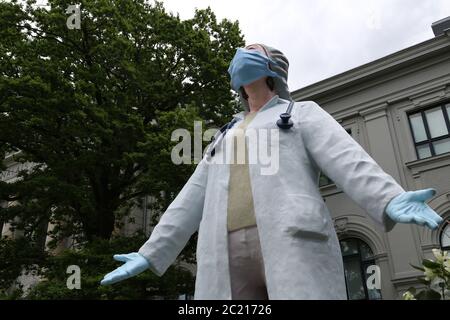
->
[403, 249, 449, 300]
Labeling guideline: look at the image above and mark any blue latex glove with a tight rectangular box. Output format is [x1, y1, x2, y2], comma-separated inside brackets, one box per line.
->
[100, 252, 151, 285]
[385, 188, 443, 229]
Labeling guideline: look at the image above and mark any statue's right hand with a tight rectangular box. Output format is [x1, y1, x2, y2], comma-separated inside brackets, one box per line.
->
[100, 252, 151, 285]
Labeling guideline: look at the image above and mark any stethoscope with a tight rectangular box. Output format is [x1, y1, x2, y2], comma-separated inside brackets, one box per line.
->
[208, 100, 295, 158]
[276, 100, 295, 129]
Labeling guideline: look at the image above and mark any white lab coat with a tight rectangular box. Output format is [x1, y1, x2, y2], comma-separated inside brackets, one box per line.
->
[138, 96, 404, 299]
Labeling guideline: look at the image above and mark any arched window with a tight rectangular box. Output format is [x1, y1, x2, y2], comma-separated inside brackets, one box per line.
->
[440, 221, 450, 251]
[339, 238, 382, 300]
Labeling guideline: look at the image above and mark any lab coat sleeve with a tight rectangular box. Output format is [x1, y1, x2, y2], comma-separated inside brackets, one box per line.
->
[297, 101, 404, 232]
[138, 158, 208, 276]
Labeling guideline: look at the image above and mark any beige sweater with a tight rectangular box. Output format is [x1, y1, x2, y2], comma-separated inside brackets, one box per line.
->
[227, 111, 258, 232]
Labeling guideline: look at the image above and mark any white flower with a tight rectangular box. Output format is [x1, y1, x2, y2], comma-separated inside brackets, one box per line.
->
[430, 277, 445, 293]
[403, 291, 416, 300]
[432, 249, 447, 263]
[424, 266, 437, 281]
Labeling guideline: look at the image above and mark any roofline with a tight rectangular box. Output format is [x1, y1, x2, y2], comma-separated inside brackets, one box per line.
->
[291, 29, 450, 100]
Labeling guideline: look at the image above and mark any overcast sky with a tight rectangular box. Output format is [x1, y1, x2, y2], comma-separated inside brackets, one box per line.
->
[161, 0, 450, 91]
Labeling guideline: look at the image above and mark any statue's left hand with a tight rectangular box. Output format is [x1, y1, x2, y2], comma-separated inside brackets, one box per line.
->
[386, 188, 443, 229]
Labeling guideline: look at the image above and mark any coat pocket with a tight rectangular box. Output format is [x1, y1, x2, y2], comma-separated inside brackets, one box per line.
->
[281, 194, 330, 241]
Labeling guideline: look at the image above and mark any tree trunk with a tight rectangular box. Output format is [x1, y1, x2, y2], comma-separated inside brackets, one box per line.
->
[97, 205, 116, 240]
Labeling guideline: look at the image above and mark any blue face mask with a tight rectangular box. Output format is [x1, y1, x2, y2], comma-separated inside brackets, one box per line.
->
[227, 48, 280, 92]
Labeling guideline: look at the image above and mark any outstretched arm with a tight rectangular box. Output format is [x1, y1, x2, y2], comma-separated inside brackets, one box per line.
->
[297, 101, 441, 231]
[137, 158, 209, 276]
[101, 158, 208, 285]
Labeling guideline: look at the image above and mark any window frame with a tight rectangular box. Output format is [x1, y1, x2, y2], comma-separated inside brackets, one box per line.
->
[440, 221, 450, 251]
[407, 102, 450, 159]
[340, 237, 381, 300]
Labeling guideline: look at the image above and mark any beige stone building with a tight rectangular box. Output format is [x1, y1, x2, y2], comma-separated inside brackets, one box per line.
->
[290, 17, 450, 299]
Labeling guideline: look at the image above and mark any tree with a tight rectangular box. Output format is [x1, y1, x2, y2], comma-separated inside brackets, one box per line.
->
[0, 0, 245, 244]
[24, 234, 196, 300]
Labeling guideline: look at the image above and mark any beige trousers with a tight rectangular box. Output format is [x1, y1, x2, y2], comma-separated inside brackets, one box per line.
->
[227, 225, 269, 300]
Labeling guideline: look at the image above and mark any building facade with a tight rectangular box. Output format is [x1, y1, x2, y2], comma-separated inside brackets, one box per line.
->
[291, 23, 450, 299]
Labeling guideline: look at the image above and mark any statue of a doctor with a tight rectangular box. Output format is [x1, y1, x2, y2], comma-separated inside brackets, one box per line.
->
[101, 43, 443, 299]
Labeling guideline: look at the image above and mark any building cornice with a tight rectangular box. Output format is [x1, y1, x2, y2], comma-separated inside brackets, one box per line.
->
[291, 31, 450, 101]
[359, 103, 388, 121]
[405, 152, 450, 177]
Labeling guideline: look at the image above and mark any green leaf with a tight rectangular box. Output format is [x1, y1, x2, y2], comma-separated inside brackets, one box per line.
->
[406, 287, 417, 295]
[415, 289, 442, 300]
[410, 263, 425, 272]
[422, 259, 441, 269]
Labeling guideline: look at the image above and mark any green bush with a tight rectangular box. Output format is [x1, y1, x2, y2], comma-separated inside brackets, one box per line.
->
[403, 249, 450, 300]
[1, 234, 195, 300]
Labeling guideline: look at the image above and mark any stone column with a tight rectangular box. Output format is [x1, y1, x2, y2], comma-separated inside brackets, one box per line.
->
[360, 104, 421, 298]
